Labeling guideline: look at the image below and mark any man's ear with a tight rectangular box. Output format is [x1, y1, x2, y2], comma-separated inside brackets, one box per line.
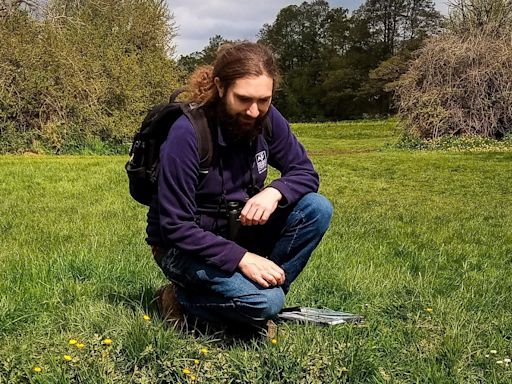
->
[214, 77, 224, 98]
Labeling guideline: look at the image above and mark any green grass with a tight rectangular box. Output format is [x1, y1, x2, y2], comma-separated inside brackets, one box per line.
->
[1, 120, 512, 383]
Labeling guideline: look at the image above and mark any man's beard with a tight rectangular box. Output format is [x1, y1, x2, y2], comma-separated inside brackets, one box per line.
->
[217, 97, 267, 142]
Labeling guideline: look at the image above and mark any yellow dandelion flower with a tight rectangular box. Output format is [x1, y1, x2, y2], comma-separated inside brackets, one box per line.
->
[143, 314, 151, 321]
[425, 308, 433, 313]
[33, 366, 42, 373]
[63, 355, 72, 362]
[76, 343, 85, 349]
[341, 367, 349, 373]
[271, 338, 278, 345]
[68, 339, 78, 345]
[194, 359, 200, 365]
[191, 375, 197, 381]
[102, 338, 112, 345]
[183, 368, 191, 375]
[200, 348, 208, 355]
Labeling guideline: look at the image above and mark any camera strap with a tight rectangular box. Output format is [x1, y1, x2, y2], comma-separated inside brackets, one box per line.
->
[214, 156, 228, 233]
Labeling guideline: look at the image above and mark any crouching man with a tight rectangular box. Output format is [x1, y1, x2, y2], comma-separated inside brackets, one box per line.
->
[146, 42, 333, 333]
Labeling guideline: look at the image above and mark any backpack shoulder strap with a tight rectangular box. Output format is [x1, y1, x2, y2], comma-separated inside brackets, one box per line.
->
[181, 104, 213, 173]
[169, 87, 187, 103]
[179, 102, 272, 173]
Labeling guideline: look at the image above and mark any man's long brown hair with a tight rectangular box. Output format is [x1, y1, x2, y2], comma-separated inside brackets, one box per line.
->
[187, 42, 280, 106]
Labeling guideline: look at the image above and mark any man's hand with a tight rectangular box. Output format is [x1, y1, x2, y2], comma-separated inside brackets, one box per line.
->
[238, 252, 285, 288]
[240, 187, 282, 226]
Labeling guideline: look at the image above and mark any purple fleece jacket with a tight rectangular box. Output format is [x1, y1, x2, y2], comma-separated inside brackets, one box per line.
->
[146, 105, 319, 272]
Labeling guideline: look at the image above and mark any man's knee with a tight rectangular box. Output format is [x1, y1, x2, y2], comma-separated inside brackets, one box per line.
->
[233, 287, 285, 321]
[297, 193, 333, 232]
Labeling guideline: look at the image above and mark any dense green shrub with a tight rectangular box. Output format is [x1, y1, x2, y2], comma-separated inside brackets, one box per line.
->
[0, 0, 181, 153]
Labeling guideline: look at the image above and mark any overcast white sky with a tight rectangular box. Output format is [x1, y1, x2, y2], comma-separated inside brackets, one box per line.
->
[168, 0, 450, 57]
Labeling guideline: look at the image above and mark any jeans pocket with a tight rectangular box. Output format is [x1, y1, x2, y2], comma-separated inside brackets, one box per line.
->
[162, 247, 215, 288]
[160, 248, 191, 287]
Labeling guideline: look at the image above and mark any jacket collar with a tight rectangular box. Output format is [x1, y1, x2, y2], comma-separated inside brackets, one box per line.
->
[216, 122, 228, 147]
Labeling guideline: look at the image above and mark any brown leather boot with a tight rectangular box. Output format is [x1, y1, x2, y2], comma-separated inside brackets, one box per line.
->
[265, 319, 278, 340]
[154, 283, 184, 327]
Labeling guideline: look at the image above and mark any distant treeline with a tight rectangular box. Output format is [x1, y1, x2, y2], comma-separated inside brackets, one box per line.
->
[1, 0, 510, 154]
[179, 0, 443, 122]
[0, 0, 442, 153]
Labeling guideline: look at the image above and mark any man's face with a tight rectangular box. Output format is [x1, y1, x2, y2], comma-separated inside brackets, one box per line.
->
[216, 75, 273, 139]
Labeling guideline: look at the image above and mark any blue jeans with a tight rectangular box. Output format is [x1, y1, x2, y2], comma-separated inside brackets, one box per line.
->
[158, 193, 333, 326]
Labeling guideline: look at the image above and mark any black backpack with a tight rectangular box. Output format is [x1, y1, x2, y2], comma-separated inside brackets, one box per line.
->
[125, 89, 273, 206]
[125, 89, 214, 205]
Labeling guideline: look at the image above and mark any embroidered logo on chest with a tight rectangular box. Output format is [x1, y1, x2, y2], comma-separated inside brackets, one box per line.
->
[255, 150, 267, 174]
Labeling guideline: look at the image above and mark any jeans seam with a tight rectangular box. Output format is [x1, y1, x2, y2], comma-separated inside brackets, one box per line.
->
[287, 209, 306, 254]
[183, 300, 268, 323]
[183, 302, 235, 309]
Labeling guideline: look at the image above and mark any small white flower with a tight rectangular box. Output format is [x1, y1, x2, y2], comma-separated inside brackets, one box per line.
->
[504, 358, 511, 363]
[496, 360, 503, 365]
[490, 350, 498, 354]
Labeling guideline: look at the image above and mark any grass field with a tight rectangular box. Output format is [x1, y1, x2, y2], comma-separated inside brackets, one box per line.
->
[1, 120, 511, 383]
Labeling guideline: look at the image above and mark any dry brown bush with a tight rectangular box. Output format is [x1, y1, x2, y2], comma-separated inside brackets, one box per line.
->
[396, 33, 512, 139]
[447, 0, 512, 38]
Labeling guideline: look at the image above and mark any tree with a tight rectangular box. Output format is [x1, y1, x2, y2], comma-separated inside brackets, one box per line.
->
[447, 0, 512, 37]
[177, 0, 441, 122]
[257, 0, 441, 121]
[353, 0, 441, 56]
[340, 0, 442, 119]
[259, 0, 332, 72]
[178, 34, 229, 76]
[0, 0, 181, 153]
[320, 48, 385, 119]
[259, 0, 349, 120]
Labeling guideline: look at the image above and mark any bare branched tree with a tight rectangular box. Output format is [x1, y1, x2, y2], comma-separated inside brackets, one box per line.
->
[447, 0, 512, 37]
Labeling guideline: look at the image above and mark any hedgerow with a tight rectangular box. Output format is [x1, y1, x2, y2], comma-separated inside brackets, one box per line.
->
[0, 0, 181, 154]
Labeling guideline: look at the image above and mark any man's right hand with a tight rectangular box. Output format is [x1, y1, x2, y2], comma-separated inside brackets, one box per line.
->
[238, 252, 285, 288]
